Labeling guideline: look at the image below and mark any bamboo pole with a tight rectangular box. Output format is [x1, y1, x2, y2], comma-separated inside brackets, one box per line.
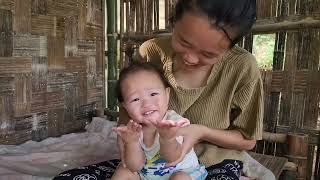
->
[120, 0, 125, 69]
[253, 16, 320, 33]
[106, 0, 118, 121]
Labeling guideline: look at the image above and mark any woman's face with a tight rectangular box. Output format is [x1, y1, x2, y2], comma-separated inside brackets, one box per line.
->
[172, 12, 231, 71]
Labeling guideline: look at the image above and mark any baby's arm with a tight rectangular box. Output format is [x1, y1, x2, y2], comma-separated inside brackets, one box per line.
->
[113, 120, 146, 172]
[153, 118, 190, 164]
[124, 140, 145, 172]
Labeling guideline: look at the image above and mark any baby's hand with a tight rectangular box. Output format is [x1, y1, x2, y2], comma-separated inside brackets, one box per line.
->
[112, 120, 142, 144]
[152, 118, 189, 140]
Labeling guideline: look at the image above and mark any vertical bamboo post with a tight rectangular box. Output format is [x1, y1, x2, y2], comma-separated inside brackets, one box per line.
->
[120, 0, 125, 69]
[154, 0, 159, 31]
[285, 133, 309, 180]
[106, 0, 118, 121]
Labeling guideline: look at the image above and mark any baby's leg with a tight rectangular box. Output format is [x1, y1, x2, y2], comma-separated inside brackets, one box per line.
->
[111, 163, 140, 180]
[170, 171, 192, 180]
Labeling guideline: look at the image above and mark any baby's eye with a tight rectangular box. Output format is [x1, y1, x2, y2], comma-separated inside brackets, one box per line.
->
[150, 92, 159, 96]
[130, 98, 140, 103]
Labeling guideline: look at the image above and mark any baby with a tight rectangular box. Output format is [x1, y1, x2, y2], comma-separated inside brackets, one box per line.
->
[112, 62, 207, 180]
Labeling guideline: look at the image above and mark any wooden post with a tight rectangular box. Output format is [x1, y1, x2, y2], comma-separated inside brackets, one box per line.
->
[285, 133, 308, 180]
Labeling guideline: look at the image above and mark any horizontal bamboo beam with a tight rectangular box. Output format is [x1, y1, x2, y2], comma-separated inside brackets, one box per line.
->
[120, 15, 320, 39]
[262, 131, 287, 143]
[253, 15, 320, 33]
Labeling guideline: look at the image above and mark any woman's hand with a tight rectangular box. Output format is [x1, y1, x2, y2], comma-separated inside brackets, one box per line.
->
[165, 124, 205, 166]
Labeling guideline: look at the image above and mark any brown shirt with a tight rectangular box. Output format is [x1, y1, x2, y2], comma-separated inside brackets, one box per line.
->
[128, 35, 264, 166]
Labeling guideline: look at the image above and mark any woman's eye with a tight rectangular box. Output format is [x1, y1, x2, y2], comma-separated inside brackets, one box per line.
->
[180, 41, 191, 48]
[202, 53, 216, 59]
[150, 92, 159, 96]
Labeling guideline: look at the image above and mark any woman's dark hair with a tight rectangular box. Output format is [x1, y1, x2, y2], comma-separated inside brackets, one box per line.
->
[116, 62, 170, 102]
[171, 0, 257, 47]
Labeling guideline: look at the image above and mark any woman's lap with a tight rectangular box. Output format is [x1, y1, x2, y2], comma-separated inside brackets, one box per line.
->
[53, 159, 243, 180]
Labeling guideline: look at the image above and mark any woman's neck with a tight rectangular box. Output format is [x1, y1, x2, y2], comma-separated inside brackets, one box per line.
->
[173, 57, 213, 88]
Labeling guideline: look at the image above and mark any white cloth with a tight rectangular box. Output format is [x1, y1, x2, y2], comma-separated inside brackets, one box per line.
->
[0, 117, 120, 179]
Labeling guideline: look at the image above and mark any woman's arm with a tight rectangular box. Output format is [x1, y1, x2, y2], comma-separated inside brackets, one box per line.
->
[201, 126, 256, 150]
[179, 124, 256, 151]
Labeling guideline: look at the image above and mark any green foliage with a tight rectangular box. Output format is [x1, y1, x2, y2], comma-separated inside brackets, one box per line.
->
[252, 34, 276, 70]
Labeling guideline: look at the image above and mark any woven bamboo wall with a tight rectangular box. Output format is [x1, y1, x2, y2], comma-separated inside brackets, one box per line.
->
[118, 0, 320, 179]
[0, 0, 105, 144]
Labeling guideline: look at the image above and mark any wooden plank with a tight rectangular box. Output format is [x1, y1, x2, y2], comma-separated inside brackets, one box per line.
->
[14, 73, 32, 117]
[0, 90, 14, 120]
[31, 15, 65, 37]
[13, 34, 47, 57]
[64, 85, 76, 122]
[47, 69, 65, 92]
[65, 16, 78, 57]
[0, 115, 33, 145]
[291, 92, 306, 128]
[87, 0, 102, 26]
[278, 32, 299, 127]
[303, 29, 320, 129]
[96, 40, 103, 71]
[293, 70, 308, 92]
[48, 36, 64, 69]
[0, 9, 13, 57]
[303, 70, 320, 129]
[248, 151, 288, 179]
[271, 70, 284, 91]
[0, 57, 32, 73]
[256, 0, 274, 19]
[88, 87, 103, 104]
[85, 25, 103, 39]
[48, 108, 64, 137]
[63, 120, 86, 134]
[77, 75, 87, 106]
[31, 91, 64, 113]
[77, 39, 96, 56]
[273, 32, 286, 70]
[32, 56, 48, 92]
[14, 0, 31, 33]
[0, 76, 15, 93]
[87, 56, 96, 89]
[31, 0, 48, 15]
[65, 57, 87, 73]
[0, 0, 14, 10]
[46, 0, 80, 17]
[96, 72, 104, 88]
[74, 103, 96, 125]
[31, 112, 49, 141]
[78, 3, 87, 39]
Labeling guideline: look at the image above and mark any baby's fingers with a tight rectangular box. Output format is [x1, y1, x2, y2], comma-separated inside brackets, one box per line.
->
[176, 118, 190, 127]
[157, 120, 177, 127]
[132, 122, 142, 132]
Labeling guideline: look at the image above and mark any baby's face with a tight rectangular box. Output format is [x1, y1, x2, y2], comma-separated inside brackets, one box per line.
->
[121, 70, 170, 125]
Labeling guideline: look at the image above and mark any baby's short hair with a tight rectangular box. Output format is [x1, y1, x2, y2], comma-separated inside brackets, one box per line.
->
[116, 61, 170, 102]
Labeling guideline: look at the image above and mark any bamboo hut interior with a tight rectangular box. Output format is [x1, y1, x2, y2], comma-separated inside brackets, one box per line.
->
[0, 0, 319, 179]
